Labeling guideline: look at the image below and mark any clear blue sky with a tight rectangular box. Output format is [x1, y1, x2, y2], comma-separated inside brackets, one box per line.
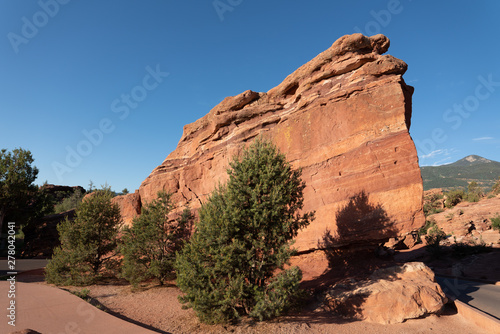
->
[1, 0, 499, 192]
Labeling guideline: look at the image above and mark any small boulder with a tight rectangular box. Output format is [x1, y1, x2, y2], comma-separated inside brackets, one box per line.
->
[322, 262, 447, 324]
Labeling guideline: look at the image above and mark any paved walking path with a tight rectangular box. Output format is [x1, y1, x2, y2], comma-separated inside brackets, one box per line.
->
[0, 281, 159, 334]
[437, 276, 500, 320]
[0, 259, 48, 277]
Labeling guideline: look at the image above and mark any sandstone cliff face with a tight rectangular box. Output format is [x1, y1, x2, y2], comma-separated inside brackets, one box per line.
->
[138, 33, 424, 253]
[111, 190, 141, 227]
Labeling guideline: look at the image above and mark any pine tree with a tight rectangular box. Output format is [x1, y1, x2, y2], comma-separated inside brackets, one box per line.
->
[492, 177, 500, 195]
[466, 181, 483, 202]
[45, 187, 121, 285]
[0, 148, 39, 233]
[121, 192, 192, 286]
[175, 138, 314, 324]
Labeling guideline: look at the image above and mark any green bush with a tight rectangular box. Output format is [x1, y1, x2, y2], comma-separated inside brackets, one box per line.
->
[491, 177, 500, 195]
[175, 139, 314, 324]
[54, 188, 85, 214]
[418, 219, 437, 237]
[444, 189, 465, 208]
[429, 193, 444, 202]
[45, 188, 121, 286]
[71, 288, 91, 301]
[423, 192, 445, 216]
[423, 204, 443, 216]
[423, 203, 432, 216]
[249, 266, 303, 321]
[425, 225, 446, 244]
[121, 192, 192, 286]
[425, 225, 446, 257]
[491, 215, 500, 231]
[466, 193, 480, 202]
[0, 148, 39, 233]
[465, 181, 483, 202]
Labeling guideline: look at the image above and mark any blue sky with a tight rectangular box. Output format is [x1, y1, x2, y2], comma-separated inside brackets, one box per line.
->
[1, 0, 499, 192]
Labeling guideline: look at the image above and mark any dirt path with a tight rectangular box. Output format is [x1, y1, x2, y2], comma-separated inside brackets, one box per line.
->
[79, 282, 486, 334]
[13, 263, 491, 334]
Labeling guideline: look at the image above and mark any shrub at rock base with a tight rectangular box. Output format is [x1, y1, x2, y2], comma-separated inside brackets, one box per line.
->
[444, 189, 465, 208]
[466, 181, 483, 202]
[175, 139, 314, 324]
[45, 188, 121, 286]
[491, 215, 500, 231]
[121, 192, 192, 286]
[425, 225, 447, 258]
[492, 177, 500, 195]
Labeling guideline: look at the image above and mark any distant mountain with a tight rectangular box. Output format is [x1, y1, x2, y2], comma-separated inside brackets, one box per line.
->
[420, 155, 500, 191]
[449, 155, 494, 167]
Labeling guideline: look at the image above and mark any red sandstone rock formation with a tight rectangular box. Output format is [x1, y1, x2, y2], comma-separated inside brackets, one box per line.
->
[40, 184, 85, 196]
[428, 194, 500, 246]
[82, 190, 141, 227]
[120, 34, 423, 279]
[137, 33, 423, 252]
[111, 190, 141, 227]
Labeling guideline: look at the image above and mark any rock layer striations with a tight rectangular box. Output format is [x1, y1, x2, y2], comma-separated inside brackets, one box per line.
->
[137, 33, 424, 254]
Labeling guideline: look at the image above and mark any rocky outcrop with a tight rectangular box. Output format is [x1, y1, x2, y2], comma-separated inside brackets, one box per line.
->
[133, 34, 423, 274]
[81, 191, 141, 227]
[111, 190, 141, 227]
[321, 262, 447, 324]
[40, 184, 85, 196]
[428, 194, 500, 246]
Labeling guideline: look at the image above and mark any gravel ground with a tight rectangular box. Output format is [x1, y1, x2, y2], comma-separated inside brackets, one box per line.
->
[77, 282, 487, 334]
[16, 263, 491, 334]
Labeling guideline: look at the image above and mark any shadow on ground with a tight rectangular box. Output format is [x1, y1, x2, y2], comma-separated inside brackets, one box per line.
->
[296, 191, 403, 321]
[87, 297, 173, 334]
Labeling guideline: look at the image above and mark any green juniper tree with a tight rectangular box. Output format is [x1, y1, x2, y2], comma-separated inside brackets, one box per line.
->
[53, 188, 85, 214]
[175, 139, 314, 324]
[45, 187, 121, 285]
[425, 225, 447, 258]
[121, 191, 192, 286]
[492, 177, 500, 195]
[466, 181, 483, 202]
[0, 148, 39, 233]
[444, 189, 465, 208]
